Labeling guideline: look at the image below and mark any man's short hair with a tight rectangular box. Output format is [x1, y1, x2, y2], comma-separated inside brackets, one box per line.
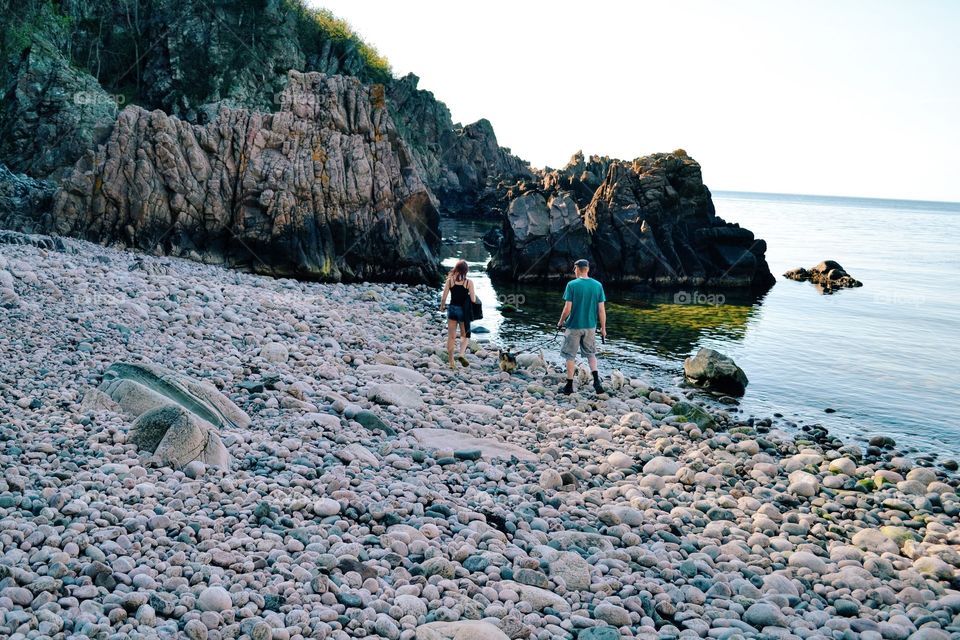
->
[574, 259, 590, 269]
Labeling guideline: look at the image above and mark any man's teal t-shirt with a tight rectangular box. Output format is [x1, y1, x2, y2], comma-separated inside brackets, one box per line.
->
[563, 277, 606, 329]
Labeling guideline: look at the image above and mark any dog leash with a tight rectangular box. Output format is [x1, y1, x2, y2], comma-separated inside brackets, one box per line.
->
[511, 323, 608, 356]
[510, 327, 562, 356]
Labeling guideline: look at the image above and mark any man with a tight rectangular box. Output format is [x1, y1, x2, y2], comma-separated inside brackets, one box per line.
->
[557, 259, 607, 395]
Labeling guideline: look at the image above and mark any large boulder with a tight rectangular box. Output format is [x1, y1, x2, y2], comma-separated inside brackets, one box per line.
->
[100, 363, 241, 469]
[683, 348, 749, 396]
[784, 260, 862, 292]
[130, 405, 228, 469]
[488, 150, 775, 289]
[52, 72, 442, 284]
[98, 362, 250, 430]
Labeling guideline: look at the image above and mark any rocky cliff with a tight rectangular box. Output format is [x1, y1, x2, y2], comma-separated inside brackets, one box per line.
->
[388, 73, 532, 214]
[0, 1, 529, 282]
[1, 1, 772, 288]
[488, 151, 776, 289]
[53, 71, 441, 283]
[0, 0, 528, 218]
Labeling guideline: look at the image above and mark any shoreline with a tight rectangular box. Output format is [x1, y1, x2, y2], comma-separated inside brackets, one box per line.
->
[438, 227, 956, 463]
[1, 236, 959, 639]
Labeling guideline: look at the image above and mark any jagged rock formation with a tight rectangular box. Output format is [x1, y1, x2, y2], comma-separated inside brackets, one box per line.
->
[488, 151, 776, 289]
[1, 1, 528, 220]
[784, 260, 862, 292]
[53, 72, 442, 283]
[1, 2, 771, 287]
[388, 74, 532, 214]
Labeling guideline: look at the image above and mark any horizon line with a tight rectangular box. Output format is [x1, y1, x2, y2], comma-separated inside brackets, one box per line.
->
[712, 189, 960, 207]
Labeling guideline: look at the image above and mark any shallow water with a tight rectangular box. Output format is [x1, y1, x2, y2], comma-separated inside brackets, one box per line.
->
[438, 193, 960, 455]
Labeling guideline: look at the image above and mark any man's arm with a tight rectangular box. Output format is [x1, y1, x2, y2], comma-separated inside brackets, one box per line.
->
[558, 301, 572, 328]
[598, 302, 607, 337]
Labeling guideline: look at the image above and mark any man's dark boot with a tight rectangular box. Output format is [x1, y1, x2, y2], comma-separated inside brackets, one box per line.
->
[592, 371, 604, 394]
[561, 379, 574, 395]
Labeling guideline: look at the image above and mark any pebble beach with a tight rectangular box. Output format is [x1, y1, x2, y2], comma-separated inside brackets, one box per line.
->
[1, 236, 959, 640]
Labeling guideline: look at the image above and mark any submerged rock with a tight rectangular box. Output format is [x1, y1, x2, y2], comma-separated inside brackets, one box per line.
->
[784, 260, 863, 291]
[683, 347, 749, 396]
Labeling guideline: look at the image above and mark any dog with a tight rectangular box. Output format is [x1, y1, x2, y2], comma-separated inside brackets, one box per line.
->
[497, 349, 518, 373]
[576, 363, 592, 386]
[515, 349, 547, 373]
[609, 369, 626, 390]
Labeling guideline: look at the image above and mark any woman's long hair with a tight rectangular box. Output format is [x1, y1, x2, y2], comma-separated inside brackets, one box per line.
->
[448, 259, 468, 283]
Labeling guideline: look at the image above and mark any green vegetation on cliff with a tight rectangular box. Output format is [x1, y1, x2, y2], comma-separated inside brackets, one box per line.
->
[292, 3, 391, 83]
[1, 0, 392, 113]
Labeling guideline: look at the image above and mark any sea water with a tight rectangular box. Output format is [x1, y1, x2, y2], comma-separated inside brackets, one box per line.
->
[439, 192, 960, 455]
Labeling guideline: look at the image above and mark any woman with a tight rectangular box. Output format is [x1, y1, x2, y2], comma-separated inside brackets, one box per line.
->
[439, 260, 476, 369]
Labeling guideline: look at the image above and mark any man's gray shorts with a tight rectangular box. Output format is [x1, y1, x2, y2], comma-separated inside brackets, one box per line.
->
[561, 328, 597, 361]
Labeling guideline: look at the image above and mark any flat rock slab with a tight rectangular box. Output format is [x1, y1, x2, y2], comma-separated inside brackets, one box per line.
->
[451, 403, 499, 424]
[410, 428, 536, 462]
[549, 530, 617, 552]
[366, 383, 425, 409]
[499, 580, 571, 612]
[357, 364, 428, 385]
[415, 621, 509, 640]
[336, 443, 379, 466]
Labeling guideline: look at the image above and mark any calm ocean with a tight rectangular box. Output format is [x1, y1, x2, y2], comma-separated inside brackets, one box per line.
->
[440, 192, 960, 456]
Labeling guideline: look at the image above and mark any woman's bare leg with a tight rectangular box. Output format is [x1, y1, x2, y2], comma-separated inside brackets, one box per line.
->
[446, 319, 458, 368]
[458, 322, 469, 356]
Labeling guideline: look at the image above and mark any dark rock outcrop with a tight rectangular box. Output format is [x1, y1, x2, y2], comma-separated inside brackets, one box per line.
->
[0, 44, 117, 180]
[53, 72, 442, 283]
[0, 164, 56, 233]
[784, 260, 862, 292]
[683, 348, 749, 396]
[488, 151, 775, 289]
[0, 230, 73, 254]
[2, 2, 767, 288]
[387, 74, 532, 214]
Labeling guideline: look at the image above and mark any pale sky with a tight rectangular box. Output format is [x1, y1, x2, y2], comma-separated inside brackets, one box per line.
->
[313, 0, 959, 202]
